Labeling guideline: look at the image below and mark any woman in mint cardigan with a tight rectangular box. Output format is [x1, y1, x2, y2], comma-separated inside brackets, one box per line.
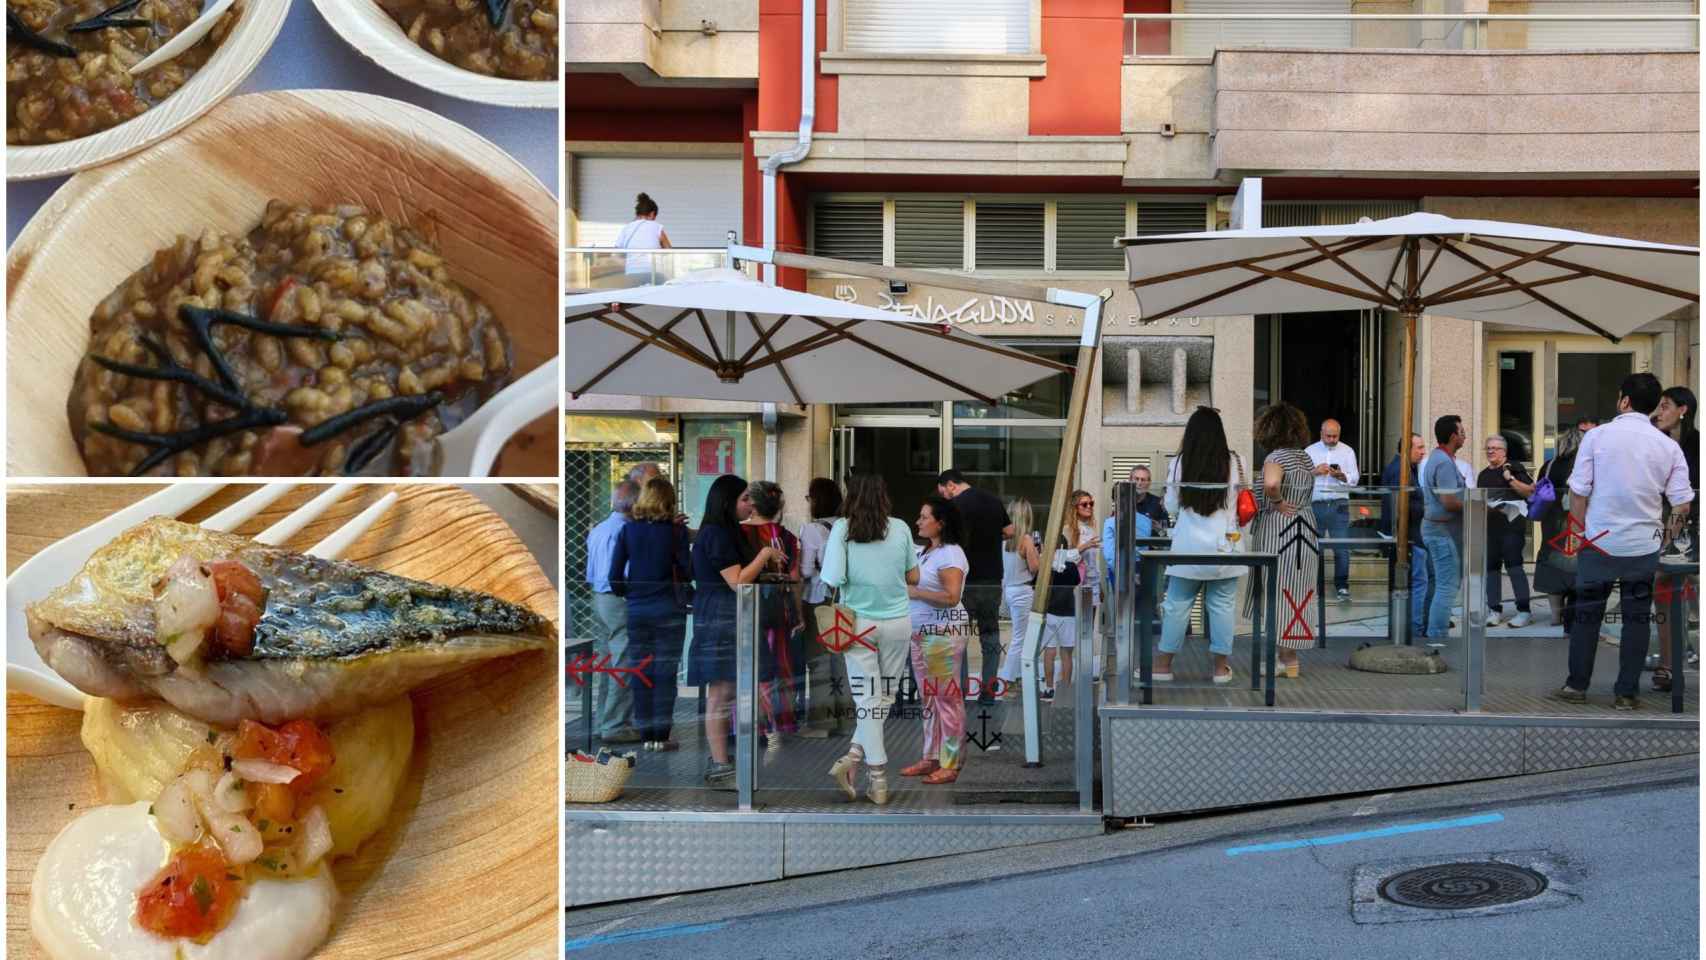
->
[818, 475, 919, 806]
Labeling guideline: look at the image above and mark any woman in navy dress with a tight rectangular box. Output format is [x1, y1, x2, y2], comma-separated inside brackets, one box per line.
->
[609, 476, 692, 752]
[688, 474, 781, 784]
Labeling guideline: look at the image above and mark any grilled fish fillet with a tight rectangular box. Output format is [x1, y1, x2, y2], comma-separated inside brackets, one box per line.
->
[27, 517, 554, 725]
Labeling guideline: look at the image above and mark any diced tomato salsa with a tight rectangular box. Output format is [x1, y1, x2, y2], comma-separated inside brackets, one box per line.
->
[234, 719, 335, 794]
[135, 844, 242, 943]
[204, 560, 266, 657]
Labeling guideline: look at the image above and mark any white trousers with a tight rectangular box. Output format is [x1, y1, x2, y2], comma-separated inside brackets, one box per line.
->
[999, 584, 1035, 683]
[839, 614, 912, 767]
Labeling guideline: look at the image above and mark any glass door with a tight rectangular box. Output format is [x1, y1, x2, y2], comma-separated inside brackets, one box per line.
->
[833, 420, 942, 531]
[1484, 334, 1653, 472]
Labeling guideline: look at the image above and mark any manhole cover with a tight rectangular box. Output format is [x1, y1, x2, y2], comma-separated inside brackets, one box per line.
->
[1378, 862, 1548, 910]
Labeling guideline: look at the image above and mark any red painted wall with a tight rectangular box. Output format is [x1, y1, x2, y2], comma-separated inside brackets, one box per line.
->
[1031, 0, 1124, 136]
[758, 0, 837, 135]
[742, 96, 761, 248]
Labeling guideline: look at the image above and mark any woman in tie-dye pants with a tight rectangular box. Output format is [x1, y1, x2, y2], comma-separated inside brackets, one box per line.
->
[902, 497, 971, 785]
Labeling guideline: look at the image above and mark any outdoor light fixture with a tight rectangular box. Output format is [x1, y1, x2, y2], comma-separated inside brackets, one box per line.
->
[888, 280, 909, 295]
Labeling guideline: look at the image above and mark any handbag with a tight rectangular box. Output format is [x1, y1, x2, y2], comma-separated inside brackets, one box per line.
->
[813, 522, 858, 639]
[1527, 460, 1558, 522]
[1234, 451, 1258, 528]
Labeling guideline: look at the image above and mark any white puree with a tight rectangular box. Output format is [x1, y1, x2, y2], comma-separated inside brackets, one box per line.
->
[31, 802, 336, 960]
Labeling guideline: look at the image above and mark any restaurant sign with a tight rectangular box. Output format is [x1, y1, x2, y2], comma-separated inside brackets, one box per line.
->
[824, 282, 1206, 331]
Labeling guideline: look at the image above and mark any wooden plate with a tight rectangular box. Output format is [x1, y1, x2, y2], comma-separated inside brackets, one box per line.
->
[5, 483, 560, 960]
[310, 0, 557, 110]
[6, 0, 293, 182]
[5, 89, 560, 478]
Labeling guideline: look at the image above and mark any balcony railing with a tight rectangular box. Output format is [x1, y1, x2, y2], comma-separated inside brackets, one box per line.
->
[564, 248, 753, 293]
[1124, 11, 1699, 60]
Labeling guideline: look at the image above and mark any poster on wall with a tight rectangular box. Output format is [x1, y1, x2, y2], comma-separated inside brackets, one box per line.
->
[681, 419, 750, 527]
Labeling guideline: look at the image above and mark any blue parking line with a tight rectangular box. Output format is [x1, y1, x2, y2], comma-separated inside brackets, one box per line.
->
[1225, 812, 1505, 857]
[566, 920, 732, 952]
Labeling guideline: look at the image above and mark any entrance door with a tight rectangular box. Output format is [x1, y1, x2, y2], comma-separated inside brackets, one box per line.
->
[833, 421, 942, 531]
[1269, 310, 1383, 468]
[1483, 334, 1653, 471]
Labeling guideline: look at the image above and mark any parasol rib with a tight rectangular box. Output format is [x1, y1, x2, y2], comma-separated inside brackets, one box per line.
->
[868, 319, 1078, 372]
[746, 313, 805, 405]
[1236, 261, 1393, 306]
[798, 316, 999, 405]
[1304, 238, 1401, 305]
[1435, 243, 1621, 342]
[743, 319, 863, 371]
[613, 308, 722, 367]
[1462, 238, 1699, 304]
[1414, 236, 1449, 292]
[1432, 271, 1591, 306]
[736, 312, 794, 366]
[1127, 236, 1387, 290]
[573, 310, 704, 396]
[1426, 241, 1574, 301]
[565, 306, 611, 325]
[694, 309, 726, 365]
[1137, 238, 1390, 324]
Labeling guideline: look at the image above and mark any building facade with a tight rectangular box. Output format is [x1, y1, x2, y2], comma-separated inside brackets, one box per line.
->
[567, 1, 1700, 604]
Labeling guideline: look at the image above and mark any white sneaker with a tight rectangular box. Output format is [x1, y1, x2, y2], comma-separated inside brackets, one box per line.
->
[1486, 611, 1503, 627]
[1508, 612, 1532, 628]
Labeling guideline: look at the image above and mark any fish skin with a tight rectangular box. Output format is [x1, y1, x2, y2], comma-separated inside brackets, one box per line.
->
[27, 517, 554, 725]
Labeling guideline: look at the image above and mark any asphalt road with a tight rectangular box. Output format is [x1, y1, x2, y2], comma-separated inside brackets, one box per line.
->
[567, 757, 1699, 959]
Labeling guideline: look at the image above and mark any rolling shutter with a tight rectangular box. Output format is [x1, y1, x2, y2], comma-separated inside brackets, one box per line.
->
[811, 200, 884, 264]
[571, 157, 742, 248]
[1055, 199, 1127, 271]
[1174, 0, 1353, 58]
[844, 0, 1032, 55]
[894, 198, 965, 269]
[1523, 2, 1695, 50]
[974, 201, 1045, 270]
[1261, 200, 1418, 228]
[1135, 200, 1209, 236]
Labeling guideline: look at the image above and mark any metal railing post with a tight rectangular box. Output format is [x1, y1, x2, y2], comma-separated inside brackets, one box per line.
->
[1462, 489, 1487, 712]
[735, 583, 758, 810]
[1114, 481, 1137, 707]
[1074, 584, 1095, 813]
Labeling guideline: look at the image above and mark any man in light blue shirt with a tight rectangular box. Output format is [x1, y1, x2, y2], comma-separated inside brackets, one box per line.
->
[1418, 415, 1467, 640]
[587, 481, 640, 743]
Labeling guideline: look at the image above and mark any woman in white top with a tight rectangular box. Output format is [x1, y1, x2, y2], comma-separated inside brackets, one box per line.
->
[614, 192, 672, 283]
[1158, 407, 1250, 684]
[902, 496, 970, 784]
[796, 478, 845, 734]
[997, 498, 1041, 693]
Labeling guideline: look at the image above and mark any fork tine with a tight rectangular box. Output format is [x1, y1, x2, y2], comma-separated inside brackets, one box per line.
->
[308, 491, 398, 559]
[201, 483, 296, 533]
[253, 482, 357, 546]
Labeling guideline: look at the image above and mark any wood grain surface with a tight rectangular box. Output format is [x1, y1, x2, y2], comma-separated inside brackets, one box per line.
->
[6, 0, 293, 181]
[310, 0, 557, 109]
[6, 484, 560, 959]
[6, 89, 560, 478]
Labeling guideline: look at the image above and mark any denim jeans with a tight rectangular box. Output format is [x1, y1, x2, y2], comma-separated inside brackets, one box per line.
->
[1485, 525, 1531, 613]
[1312, 500, 1352, 591]
[1420, 523, 1461, 639]
[1159, 576, 1240, 656]
[624, 608, 684, 741]
[1566, 549, 1660, 697]
[959, 582, 1004, 701]
[1408, 544, 1433, 640]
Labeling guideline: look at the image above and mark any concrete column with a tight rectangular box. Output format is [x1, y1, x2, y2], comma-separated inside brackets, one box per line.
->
[1171, 347, 1187, 415]
[1126, 345, 1143, 414]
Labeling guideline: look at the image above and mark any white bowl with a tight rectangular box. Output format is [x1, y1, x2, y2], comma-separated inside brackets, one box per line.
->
[311, 0, 557, 109]
[6, 0, 293, 181]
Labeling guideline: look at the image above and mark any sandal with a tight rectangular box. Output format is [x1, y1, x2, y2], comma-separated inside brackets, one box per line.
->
[922, 766, 960, 785]
[900, 759, 939, 777]
[1653, 667, 1673, 692]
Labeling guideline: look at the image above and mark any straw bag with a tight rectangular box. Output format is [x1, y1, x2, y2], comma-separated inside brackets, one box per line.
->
[565, 749, 636, 804]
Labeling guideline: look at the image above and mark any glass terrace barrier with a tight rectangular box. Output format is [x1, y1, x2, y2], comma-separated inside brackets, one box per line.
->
[1123, 10, 1699, 59]
[564, 248, 753, 294]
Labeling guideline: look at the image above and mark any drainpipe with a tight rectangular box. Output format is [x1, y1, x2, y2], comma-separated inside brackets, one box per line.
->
[761, 0, 816, 287]
[758, 3, 817, 483]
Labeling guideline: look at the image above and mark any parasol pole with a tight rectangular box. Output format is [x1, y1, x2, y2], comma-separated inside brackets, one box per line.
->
[1392, 239, 1422, 643]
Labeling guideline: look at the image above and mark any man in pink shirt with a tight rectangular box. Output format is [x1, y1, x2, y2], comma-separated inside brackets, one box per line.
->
[1557, 373, 1694, 710]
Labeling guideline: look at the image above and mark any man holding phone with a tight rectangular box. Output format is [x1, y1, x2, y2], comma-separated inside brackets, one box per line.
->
[1306, 419, 1360, 602]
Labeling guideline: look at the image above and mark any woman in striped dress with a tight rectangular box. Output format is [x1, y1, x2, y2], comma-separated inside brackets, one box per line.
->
[1247, 403, 1321, 677]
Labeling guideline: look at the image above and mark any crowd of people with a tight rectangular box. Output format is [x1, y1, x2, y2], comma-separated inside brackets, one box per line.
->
[582, 375, 1696, 804]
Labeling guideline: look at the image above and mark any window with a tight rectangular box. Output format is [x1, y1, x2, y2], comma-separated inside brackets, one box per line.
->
[1055, 199, 1127, 271]
[974, 202, 1044, 270]
[811, 195, 1212, 272]
[843, 0, 1032, 55]
[811, 200, 884, 264]
[894, 198, 965, 269]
